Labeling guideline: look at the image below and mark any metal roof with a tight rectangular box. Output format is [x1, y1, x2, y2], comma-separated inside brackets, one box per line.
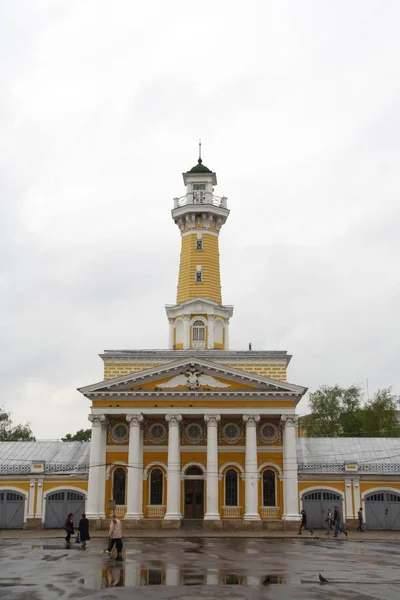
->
[297, 437, 400, 474]
[0, 441, 90, 474]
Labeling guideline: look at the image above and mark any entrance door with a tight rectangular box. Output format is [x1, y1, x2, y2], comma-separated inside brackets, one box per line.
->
[365, 491, 400, 530]
[45, 491, 85, 528]
[0, 491, 25, 529]
[302, 491, 343, 528]
[184, 480, 204, 518]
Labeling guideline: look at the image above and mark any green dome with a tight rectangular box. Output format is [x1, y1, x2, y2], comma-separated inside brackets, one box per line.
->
[188, 159, 212, 173]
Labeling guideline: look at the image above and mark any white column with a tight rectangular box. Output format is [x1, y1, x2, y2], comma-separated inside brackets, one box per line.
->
[125, 414, 144, 519]
[224, 319, 230, 350]
[243, 414, 261, 520]
[86, 414, 107, 519]
[207, 315, 215, 349]
[168, 318, 175, 349]
[281, 415, 299, 520]
[344, 478, 353, 521]
[164, 414, 182, 520]
[204, 414, 220, 520]
[35, 480, 44, 520]
[206, 569, 219, 585]
[27, 479, 35, 518]
[353, 477, 361, 518]
[138, 428, 144, 516]
[183, 315, 190, 349]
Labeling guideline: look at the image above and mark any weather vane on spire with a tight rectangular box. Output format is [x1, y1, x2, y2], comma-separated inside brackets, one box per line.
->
[198, 138, 202, 164]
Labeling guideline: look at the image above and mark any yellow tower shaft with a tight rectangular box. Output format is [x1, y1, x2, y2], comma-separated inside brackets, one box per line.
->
[177, 232, 222, 305]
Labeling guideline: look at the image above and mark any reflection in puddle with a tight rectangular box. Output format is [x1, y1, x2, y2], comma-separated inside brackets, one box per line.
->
[85, 563, 286, 589]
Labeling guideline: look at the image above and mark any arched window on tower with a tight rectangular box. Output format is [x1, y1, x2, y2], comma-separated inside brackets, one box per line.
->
[113, 468, 126, 506]
[192, 320, 205, 349]
[225, 469, 238, 506]
[262, 470, 276, 507]
[150, 468, 163, 505]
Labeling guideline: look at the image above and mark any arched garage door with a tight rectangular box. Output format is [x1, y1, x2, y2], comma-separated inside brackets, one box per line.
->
[45, 491, 85, 528]
[0, 491, 25, 529]
[302, 490, 343, 528]
[365, 491, 400, 530]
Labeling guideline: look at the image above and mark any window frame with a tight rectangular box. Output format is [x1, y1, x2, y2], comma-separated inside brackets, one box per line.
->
[224, 468, 239, 507]
[113, 467, 127, 506]
[262, 469, 276, 507]
[149, 468, 164, 506]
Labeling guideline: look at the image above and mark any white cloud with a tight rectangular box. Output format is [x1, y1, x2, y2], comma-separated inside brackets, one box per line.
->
[1, 0, 399, 437]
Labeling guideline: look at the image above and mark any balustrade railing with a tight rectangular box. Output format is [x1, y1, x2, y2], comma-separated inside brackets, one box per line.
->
[146, 505, 166, 518]
[260, 506, 280, 520]
[173, 194, 228, 208]
[222, 506, 242, 518]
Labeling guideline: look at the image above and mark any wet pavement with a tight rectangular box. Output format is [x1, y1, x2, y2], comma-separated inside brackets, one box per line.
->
[0, 536, 400, 599]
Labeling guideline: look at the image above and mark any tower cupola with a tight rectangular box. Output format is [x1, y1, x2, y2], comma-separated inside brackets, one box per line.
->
[166, 153, 233, 350]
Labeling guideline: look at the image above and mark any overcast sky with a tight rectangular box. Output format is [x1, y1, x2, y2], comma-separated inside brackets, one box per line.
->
[1, 1, 399, 439]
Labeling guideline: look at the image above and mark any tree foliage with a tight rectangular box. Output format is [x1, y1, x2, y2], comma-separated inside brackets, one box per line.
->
[62, 428, 92, 442]
[304, 385, 400, 437]
[0, 407, 35, 441]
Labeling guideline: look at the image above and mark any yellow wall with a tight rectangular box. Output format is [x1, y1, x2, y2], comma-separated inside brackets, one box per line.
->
[177, 233, 222, 304]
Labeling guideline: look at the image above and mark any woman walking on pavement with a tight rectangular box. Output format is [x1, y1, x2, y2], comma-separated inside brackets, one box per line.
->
[78, 513, 91, 549]
[64, 513, 74, 545]
[106, 516, 124, 561]
[357, 507, 364, 532]
[298, 509, 313, 536]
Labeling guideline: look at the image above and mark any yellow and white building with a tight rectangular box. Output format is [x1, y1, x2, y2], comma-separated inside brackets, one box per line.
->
[1, 155, 400, 530]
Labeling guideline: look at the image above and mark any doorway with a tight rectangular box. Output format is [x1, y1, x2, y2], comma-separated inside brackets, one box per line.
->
[184, 479, 204, 518]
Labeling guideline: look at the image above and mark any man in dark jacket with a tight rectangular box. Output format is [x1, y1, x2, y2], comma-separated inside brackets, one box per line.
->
[298, 509, 313, 536]
[333, 506, 347, 537]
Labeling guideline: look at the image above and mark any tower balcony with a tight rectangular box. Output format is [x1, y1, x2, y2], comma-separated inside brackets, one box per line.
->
[173, 193, 228, 209]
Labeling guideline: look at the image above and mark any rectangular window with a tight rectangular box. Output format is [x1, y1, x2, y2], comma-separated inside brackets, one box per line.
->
[193, 183, 206, 203]
[196, 239, 203, 250]
[195, 271, 202, 282]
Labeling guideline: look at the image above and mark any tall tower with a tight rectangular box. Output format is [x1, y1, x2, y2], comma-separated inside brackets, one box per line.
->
[165, 154, 233, 350]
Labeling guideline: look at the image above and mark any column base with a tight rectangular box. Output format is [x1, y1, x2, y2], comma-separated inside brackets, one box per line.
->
[243, 513, 261, 521]
[25, 518, 42, 530]
[124, 512, 144, 520]
[162, 519, 182, 529]
[203, 513, 221, 521]
[282, 513, 300, 521]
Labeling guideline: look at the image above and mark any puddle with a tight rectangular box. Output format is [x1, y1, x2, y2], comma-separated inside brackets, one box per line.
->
[92, 564, 287, 588]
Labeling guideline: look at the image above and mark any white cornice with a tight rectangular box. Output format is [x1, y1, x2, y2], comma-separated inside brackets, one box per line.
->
[100, 349, 291, 365]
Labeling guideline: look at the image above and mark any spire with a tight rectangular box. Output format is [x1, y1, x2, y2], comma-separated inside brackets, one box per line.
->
[198, 138, 202, 164]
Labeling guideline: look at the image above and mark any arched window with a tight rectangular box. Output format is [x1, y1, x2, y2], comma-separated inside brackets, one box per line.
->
[150, 468, 163, 505]
[113, 468, 126, 505]
[186, 466, 203, 476]
[192, 320, 205, 342]
[225, 469, 238, 506]
[262, 470, 276, 506]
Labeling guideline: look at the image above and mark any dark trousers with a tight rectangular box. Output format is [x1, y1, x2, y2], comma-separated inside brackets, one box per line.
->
[65, 529, 73, 543]
[108, 538, 123, 555]
[298, 523, 313, 535]
[356, 519, 364, 531]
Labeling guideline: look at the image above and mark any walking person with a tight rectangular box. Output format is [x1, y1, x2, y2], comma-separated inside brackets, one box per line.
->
[64, 513, 74, 545]
[356, 507, 364, 532]
[298, 509, 313, 536]
[324, 508, 333, 535]
[333, 506, 348, 537]
[78, 513, 91, 549]
[106, 516, 123, 561]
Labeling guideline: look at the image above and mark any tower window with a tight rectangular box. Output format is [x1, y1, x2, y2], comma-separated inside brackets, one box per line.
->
[192, 320, 205, 341]
[193, 183, 206, 203]
[196, 239, 203, 250]
[195, 271, 202, 282]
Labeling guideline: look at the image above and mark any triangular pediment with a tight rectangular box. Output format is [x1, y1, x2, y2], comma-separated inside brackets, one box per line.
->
[78, 356, 306, 397]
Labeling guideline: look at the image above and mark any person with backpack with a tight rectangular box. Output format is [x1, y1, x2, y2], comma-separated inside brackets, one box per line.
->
[333, 506, 348, 537]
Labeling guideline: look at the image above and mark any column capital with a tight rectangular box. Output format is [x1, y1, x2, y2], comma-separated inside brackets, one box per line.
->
[208, 314, 215, 321]
[280, 414, 298, 427]
[166, 414, 182, 425]
[204, 414, 220, 427]
[183, 314, 190, 321]
[243, 414, 260, 427]
[168, 317, 174, 325]
[88, 414, 107, 427]
[126, 414, 144, 427]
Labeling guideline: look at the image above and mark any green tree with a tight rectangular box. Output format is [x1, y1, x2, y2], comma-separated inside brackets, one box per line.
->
[360, 388, 400, 437]
[62, 428, 92, 442]
[0, 407, 35, 441]
[304, 385, 363, 437]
